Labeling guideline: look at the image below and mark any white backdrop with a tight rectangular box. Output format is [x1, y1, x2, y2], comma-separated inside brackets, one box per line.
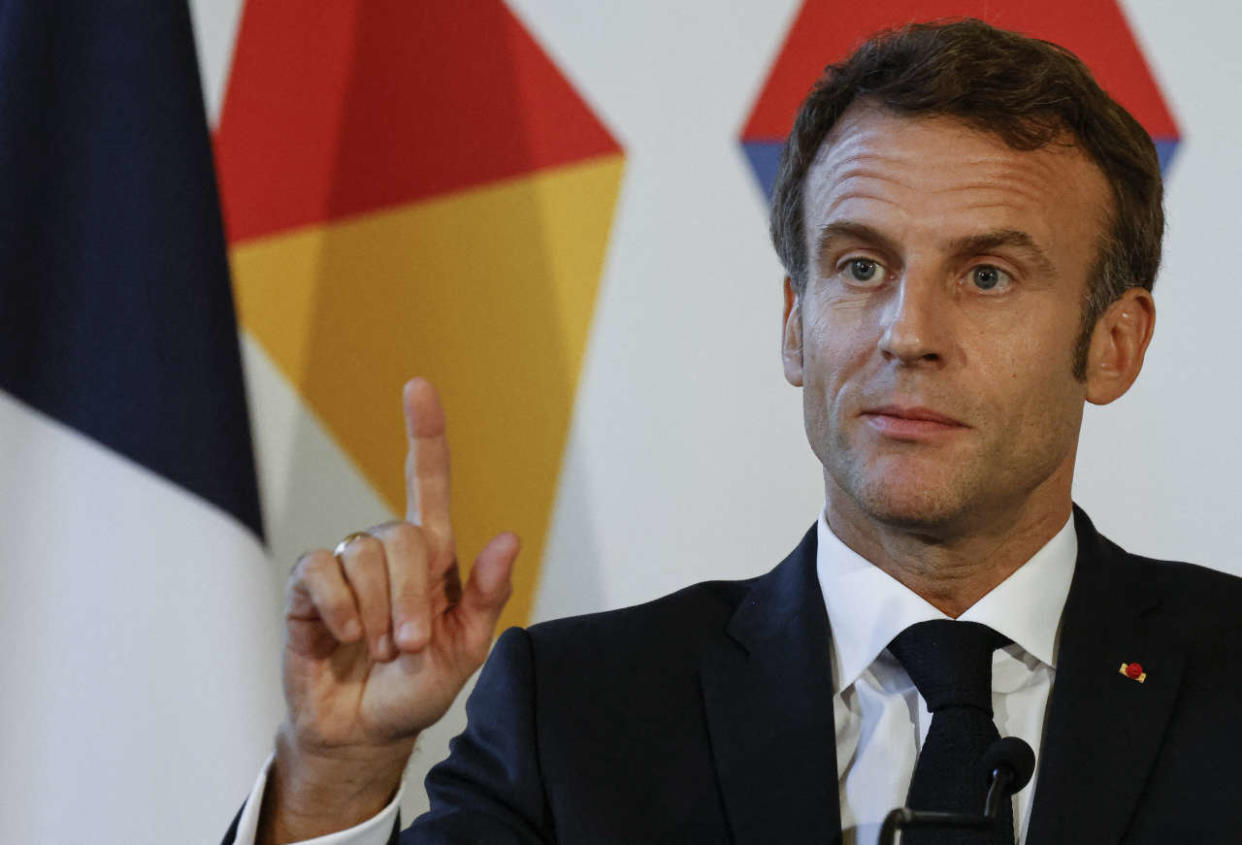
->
[188, 0, 1242, 829]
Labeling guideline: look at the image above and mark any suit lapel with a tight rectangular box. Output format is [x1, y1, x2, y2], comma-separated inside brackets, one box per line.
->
[700, 527, 842, 844]
[1026, 507, 1185, 844]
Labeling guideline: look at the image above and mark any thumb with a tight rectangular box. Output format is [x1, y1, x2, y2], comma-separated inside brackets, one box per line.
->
[454, 532, 519, 654]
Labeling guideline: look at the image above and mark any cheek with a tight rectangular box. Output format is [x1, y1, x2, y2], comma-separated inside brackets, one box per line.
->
[969, 299, 1080, 385]
[951, 303, 1085, 450]
[797, 306, 877, 459]
[989, 329, 1085, 449]
[800, 299, 877, 396]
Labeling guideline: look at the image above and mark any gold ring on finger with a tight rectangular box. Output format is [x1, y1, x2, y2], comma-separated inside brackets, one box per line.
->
[333, 531, 371, 559]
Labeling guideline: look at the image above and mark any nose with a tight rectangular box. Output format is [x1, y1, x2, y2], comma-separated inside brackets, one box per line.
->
[878, 272, 948, 365]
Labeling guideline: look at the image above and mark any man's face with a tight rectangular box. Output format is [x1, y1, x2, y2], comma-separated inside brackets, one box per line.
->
[785, 103, 1113, 534]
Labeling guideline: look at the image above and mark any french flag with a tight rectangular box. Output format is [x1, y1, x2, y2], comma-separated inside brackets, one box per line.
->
[0, 1, 282, 841]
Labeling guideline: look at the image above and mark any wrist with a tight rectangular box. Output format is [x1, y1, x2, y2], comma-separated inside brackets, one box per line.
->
[257, 725, 415, 845]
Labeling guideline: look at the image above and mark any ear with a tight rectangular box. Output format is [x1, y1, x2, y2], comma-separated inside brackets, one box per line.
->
[782, 276, 804, 387]
[1084, 287, 1156, 405]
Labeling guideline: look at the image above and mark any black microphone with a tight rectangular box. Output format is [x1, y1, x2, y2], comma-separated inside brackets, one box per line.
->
[980, 736, 1036, 819]
[878, 736, 1036, 844]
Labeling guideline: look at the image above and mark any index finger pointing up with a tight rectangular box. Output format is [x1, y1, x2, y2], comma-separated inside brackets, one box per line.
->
[403, 378, 453, 546]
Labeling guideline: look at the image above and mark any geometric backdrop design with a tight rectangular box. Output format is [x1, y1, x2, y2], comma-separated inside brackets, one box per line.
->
[741, 0, 1180, 199]
[214, 0, 624, 630]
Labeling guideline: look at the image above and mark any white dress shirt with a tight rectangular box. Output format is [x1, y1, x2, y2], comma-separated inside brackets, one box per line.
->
[232, 753, 405, 845]
[232, 512, 1076, 845]
[820, 512, 1077, 844]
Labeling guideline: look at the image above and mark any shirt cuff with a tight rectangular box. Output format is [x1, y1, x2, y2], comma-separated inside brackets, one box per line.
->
[232, 752, 404, 845]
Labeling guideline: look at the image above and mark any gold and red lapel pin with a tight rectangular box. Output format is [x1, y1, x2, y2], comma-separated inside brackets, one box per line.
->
[1119, 661, 1147, 683]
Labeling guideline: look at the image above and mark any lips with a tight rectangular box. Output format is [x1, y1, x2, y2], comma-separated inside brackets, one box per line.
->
[860, 405, 968, 439]
[864, 405, 965, 425]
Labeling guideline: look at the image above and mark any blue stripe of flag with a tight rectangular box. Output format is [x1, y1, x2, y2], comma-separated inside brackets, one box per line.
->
[0, 0, 263, 538]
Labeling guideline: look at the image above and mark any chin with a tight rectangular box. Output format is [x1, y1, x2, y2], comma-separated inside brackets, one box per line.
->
[831, 456, 979, 531]
[855, 486, 966, 530]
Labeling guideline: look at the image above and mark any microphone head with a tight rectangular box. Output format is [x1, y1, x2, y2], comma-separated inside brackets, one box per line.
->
[981, 737, 1036, 793]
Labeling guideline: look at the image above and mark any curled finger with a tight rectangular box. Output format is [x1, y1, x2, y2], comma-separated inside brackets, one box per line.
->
[337, 532, 396, 661]
[371, 520, 434, 652]
[289, 549, 363, 644]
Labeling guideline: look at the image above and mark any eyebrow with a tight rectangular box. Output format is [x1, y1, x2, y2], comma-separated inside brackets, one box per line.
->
[815, 222, 901, 262]
[815, 222, 1057, 276]
[946, 229, 1057, 275]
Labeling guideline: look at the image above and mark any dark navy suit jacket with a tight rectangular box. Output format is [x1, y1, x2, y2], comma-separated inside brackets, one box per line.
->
[226, 508, 1242, 843]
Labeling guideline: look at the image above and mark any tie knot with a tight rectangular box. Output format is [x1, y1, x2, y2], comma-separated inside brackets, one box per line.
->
[888, 620, 1010, 714]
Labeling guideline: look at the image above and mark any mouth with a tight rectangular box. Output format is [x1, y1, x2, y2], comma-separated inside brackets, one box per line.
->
[860, 405, 968, 440]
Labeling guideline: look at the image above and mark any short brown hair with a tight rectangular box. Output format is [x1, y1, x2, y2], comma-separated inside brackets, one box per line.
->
[769, 19, 1164, 377]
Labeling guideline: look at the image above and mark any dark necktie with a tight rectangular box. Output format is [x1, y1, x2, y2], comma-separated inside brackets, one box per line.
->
[888, 620, 1015, 844]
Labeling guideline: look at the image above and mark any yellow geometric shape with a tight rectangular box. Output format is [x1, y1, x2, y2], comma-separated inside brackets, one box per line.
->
[230, 153, 624, 631]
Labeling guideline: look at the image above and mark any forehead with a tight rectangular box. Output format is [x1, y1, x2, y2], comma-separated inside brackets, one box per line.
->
[803, 102, 1111, 265]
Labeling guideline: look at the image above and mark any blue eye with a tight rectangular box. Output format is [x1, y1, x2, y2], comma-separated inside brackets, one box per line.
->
[847, 259, 879, 282]
[971, 265, 1010, 291]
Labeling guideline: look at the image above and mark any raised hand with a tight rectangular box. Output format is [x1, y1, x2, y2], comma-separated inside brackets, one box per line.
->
[258, 378, 520, 844]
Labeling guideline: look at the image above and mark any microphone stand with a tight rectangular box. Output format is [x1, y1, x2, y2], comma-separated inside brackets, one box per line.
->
[877, 764, 1017, 845]
[878, 808, 991, 841]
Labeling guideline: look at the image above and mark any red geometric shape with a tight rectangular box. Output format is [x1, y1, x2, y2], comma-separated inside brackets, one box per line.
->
[214, 0, 621, 244]
[1125, 662, 1144, 679]
[741, 0, 1179, 148]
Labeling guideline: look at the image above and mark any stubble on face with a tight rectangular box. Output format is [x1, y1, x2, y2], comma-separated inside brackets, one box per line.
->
[795, 102, 1111, 542]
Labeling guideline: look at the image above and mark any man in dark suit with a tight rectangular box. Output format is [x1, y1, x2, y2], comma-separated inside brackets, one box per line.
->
[226, 19, 1242, 845]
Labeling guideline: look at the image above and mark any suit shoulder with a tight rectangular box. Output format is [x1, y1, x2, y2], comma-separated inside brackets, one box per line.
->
[1126, 550, 1242, 603]
[523, 576, 756, 664]
[1109, 541, 1242, 636]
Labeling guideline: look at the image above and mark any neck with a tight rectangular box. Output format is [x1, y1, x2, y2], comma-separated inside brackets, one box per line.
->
[823, 482, 1073, 618]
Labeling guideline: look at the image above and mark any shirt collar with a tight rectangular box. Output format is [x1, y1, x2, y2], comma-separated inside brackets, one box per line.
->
[816, 510, 1077, 694]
